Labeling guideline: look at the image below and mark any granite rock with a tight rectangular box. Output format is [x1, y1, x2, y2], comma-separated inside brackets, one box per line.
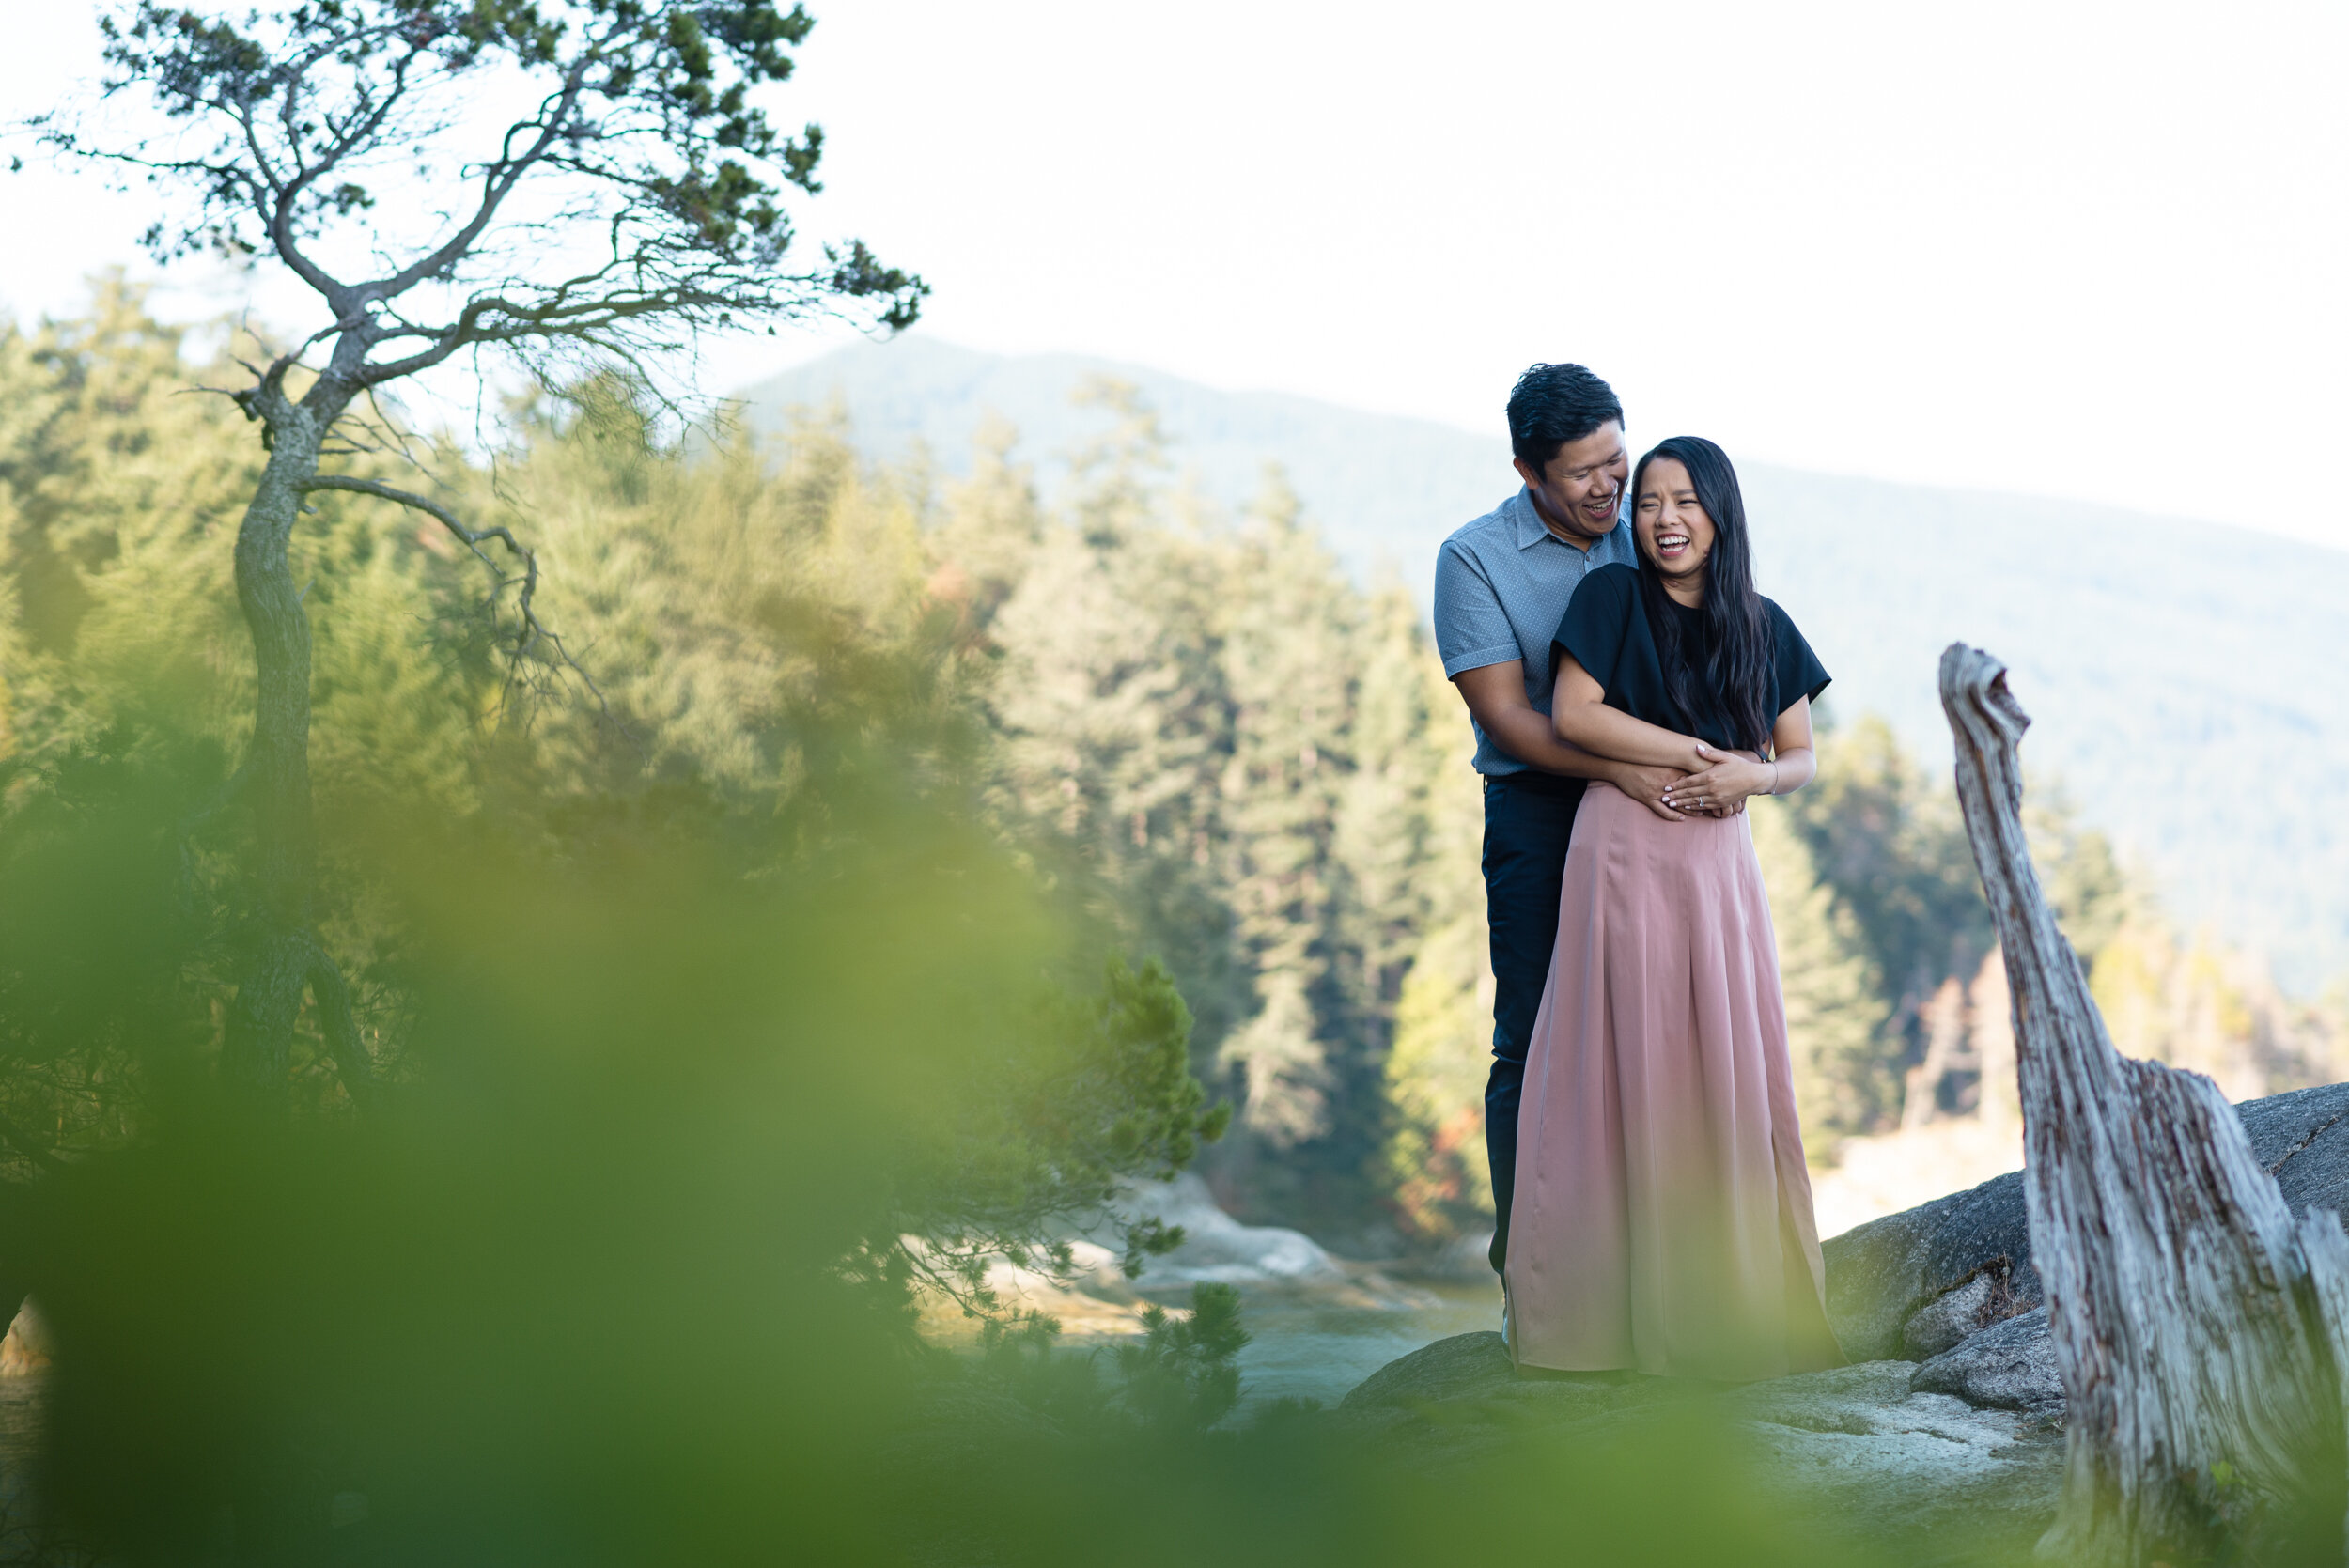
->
[1822, 1172, 2037, 1363]
[1822, 1080, 2349, 1363]
[1338, 1329, 1515, 1408]
[1330, 1339, 2061, 1560]
[1728, 1361, 2061, 1547]
[1901, 1271, 1999, 1360]
[1911, 1307, 2062, 1414]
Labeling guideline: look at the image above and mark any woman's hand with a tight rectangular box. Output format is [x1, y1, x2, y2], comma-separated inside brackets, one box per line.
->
[1659, 743, 1777, 815]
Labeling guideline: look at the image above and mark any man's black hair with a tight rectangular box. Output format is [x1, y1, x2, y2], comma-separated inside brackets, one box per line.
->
[1506, 364, 1624, 473]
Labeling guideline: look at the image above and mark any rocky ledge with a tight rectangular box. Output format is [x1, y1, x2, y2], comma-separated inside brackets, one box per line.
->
[1815, 1079, 2349, 1416]
[1329, 1081, 2349, 1557]
[1325, 1331, 2061, 1561]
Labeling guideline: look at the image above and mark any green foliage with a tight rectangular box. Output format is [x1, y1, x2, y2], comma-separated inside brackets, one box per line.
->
[0, 278, 267, 767]
[1775, 714, 2138, 1131]
[1377, 644, 1492, 1245]
[972, 384, 1458, 1241]
[0, 737, 1031, 1560]
[43, 0, 883, 1102]
[879, 955, 1231, 1317]
[0, 720, 2072, 1567]
[0, 296, 1226, 1296]
[1751, 800, 1895, 1137]
[979, 1281, 1251, 1435]
[1781, 716, 1994, 1016]
[1112, 1282, 1251, 1430]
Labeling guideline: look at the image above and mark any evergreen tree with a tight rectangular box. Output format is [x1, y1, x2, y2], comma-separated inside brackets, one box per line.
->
[36, 0, 925, 1097]
[1377, 643, 1495, 1244]
[977, 382, 1246, 1055]
[1750, 800, 1894, 1136]
[1209, 471, 1361, 1151]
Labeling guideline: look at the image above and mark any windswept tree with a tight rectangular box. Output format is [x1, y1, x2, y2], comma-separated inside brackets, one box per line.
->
[33, 1, 925, 1098]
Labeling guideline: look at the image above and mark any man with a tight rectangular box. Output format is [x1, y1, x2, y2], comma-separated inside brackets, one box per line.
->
[1432, 363, 1688, 1273]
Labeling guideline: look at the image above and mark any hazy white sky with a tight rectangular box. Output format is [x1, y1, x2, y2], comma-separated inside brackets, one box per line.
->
[5, 1, 2344, 548]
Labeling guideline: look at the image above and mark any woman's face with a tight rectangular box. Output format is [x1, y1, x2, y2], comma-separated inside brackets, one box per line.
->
[1634, 458, 1716, 586]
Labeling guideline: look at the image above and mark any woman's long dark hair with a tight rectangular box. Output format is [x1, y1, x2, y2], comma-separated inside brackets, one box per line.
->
[1630, 437, 1776, 753]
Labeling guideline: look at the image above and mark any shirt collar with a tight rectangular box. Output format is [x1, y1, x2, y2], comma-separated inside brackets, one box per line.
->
[1507, 487, 1553, 551]
[1510, 485, 1633, 559]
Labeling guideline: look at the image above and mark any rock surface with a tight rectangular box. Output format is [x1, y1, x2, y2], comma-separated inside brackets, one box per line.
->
[1323, 1084, 2349, 1555]
[1821, 1171, 2036, 1365]
[1331, 1334, 2061, 1558]
[1822, 1080, 2349, 1362]
[1900, 1271, 2001, 1360]
[1339, 1327, 1517, 1409]
[1911, 1307, 2061, 1412]
[1117, 1174, 1349, 1286]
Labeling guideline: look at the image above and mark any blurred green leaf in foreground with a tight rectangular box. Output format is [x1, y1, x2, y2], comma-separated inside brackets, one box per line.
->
[0, 703, 1953, 1568]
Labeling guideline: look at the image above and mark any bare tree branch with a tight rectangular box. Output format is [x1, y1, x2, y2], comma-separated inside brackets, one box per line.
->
[363, 58, 597, 307]
[298, 474, 609, 711]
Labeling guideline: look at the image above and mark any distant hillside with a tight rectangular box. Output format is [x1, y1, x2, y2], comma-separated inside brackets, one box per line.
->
[737, 337, 2349, 990]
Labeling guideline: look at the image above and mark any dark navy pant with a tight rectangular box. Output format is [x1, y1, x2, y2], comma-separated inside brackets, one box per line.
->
[1481, 770, 1586, 1273]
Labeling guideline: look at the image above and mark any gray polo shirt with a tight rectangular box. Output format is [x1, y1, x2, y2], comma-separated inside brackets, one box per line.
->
[1433, 487, 1637, 775]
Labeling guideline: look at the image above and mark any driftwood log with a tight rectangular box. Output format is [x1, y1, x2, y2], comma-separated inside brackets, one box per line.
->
[1939, 644, 2349, 1562]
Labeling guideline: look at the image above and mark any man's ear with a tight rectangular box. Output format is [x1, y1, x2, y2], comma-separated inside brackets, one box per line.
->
[1512, 455, 1544, 489]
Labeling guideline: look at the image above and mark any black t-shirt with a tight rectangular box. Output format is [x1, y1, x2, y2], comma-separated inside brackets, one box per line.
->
[1551, 564, 1829, 752]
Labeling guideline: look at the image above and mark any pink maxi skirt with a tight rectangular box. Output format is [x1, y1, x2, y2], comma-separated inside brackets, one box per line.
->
[1504, 782, 1843, 1380]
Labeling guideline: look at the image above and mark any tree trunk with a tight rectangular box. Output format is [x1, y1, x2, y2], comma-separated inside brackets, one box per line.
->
[1940, 644, 2349, 1563]
[219, 404, 330, 1094]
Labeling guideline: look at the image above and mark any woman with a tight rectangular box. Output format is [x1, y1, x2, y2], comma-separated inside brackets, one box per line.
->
[1503, 435, 1843, 1380]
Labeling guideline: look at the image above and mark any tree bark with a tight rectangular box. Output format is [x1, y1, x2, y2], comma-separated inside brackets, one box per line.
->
[219, 399, 337, 1095]
[1939, 644, 2349, 1562]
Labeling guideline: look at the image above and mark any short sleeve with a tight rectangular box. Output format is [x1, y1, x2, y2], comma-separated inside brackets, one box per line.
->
[1767, 600, 1830, 716]
[1552, 565, 1638, 696]
[1433, 537, 1520, 677]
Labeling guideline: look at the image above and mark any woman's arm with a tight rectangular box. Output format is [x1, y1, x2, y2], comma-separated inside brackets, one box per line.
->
[1661, 697, 1818, 814]
[1456, 662, 1696, 820]
[1551, 655, 1716, 771]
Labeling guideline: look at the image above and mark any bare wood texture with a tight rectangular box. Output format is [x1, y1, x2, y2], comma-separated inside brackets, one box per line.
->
[1939, 643, 2349, 1562]
[220, 396, 336, 1094]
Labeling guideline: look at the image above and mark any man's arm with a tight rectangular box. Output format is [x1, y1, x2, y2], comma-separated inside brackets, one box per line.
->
[1452, 660, 1689, 822]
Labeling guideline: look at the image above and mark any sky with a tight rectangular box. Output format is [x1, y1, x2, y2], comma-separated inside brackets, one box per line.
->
[4, 0, 2344, 549]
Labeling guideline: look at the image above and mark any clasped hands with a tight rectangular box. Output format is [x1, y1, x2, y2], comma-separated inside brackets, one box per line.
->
[1617, 742, 1773, 822]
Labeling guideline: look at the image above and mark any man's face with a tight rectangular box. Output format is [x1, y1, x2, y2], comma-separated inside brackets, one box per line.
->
[1513, 423, 1628, 543]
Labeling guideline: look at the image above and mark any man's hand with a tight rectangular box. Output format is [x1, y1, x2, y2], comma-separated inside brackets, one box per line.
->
[1610, 762, 1692, 822]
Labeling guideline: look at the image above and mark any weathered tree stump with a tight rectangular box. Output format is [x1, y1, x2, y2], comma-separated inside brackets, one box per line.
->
[1940, 644, 2349, 1563]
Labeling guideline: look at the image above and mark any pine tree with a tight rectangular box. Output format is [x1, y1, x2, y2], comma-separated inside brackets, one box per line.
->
[1376, 617, 1494, 1244]
[975, 383, 1245, 1054]
[1750, 799, 1894, 1136]
[1210, 471, 1360, 1151]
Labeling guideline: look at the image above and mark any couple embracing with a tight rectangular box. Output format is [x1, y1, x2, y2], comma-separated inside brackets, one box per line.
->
[1434, 364, 1844, 1379]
